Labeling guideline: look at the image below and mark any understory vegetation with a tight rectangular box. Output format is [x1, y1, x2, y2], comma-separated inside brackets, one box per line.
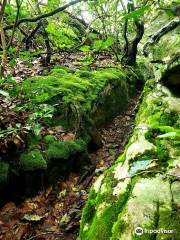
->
[0, 0, 180, 239]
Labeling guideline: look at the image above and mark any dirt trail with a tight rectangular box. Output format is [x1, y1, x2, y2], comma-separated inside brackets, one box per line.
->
[0, 91, 141, 240]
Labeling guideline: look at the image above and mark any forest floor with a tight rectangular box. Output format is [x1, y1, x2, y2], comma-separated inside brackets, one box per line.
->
[0, 89, 141, 240]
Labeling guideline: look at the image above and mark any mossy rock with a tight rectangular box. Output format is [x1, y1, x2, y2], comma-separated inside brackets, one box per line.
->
[1, 65, 142, 197]
[79, 66, 180, 239]
[19, 150, 47, 171]
[14, 65, 140, 134]
[46, 138, 86, 160]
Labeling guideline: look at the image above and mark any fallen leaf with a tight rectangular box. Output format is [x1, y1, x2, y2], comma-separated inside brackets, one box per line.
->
[71, 186, 78, 192]
[23, 214, 44, 222]
[57, 189, 67, 200]
[45, 186, 53, 198]
[63, 133, 75, 141]
[59, 213, 70, 226]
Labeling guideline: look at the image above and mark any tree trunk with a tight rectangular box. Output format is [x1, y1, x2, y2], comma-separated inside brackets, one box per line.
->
[0, 0, 7, 77]
[25, 22, 42, 50]
[122, 20, 144, 66]
[35, 1, 51, 65]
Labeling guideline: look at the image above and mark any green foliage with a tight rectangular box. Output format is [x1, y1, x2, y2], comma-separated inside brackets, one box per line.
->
[76, 70, 94, 78]
[123, 6, 149, 20]
[46, 21, 78, 49]
[80, 45, 91, 52]
[49, 68, 67, 77]
[19, 150, 47, 171]
[93, 37, 113, 51]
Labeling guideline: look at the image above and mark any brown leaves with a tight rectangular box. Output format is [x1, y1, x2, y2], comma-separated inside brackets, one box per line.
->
[0, 96, 27, 153]
[0, 222, 29, 240]
[0, 170, 87, 240]
[62, 133, 76, 142]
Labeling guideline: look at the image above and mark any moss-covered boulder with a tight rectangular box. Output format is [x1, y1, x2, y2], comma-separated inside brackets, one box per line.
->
[0, 65, 141, 192]
[19, 150, 47, 171]
[79, 67, 180, 239]
[16, 66, 138, 129]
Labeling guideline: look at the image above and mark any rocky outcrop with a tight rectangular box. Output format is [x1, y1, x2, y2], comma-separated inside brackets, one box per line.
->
[0, 65, 141, 202]
[79, 65, 180, 240]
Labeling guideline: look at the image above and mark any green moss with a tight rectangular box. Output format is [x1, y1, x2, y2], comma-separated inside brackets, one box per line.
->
[149, 111, 179, 128]
[67, 139, 86, 153]
[44, 135, 57, 144]
[80, 173, 135, 240]
[117, 153, 125, 163]
[81, 189, 97, 223]
[19, 75, 71, 102]
[80, 179, 134, 240]
[49, 68, 67, 77]
[76, 70, 94, 78]
[158, 126, 179, 133]
[0, 162, 9, 183]
[15, 66, 140, 135]
[16, 66, 136, 135]
[19, 150, 47, 171]
[47, 138, 86, 160]
[132, 232, 155, 240]
[47, 141, 70, 159]
[111, 220, 128, 240]
[156, 140, 169, 162]
[52, 65, 75, 73]
[27, 134, 42, 150]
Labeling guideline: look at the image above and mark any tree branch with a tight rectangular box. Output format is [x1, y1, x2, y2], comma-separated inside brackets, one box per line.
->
[143, 18, 180, 56]
[4, 0, 88, 30]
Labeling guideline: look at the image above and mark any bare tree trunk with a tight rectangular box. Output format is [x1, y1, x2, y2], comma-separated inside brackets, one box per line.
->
[24, 22, 42, 50]
[0, 0, 7, 77]
[35, 1, 51, 65]
[122, 20, 144, 65]
[121, 0, 144, 66]
[7, 0, 22, 49]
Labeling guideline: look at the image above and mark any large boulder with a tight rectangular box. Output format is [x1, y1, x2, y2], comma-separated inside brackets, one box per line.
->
[79, 66, 180, 240]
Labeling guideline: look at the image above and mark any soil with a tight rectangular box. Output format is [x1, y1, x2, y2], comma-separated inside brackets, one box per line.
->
[0, 89, 141, 240]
